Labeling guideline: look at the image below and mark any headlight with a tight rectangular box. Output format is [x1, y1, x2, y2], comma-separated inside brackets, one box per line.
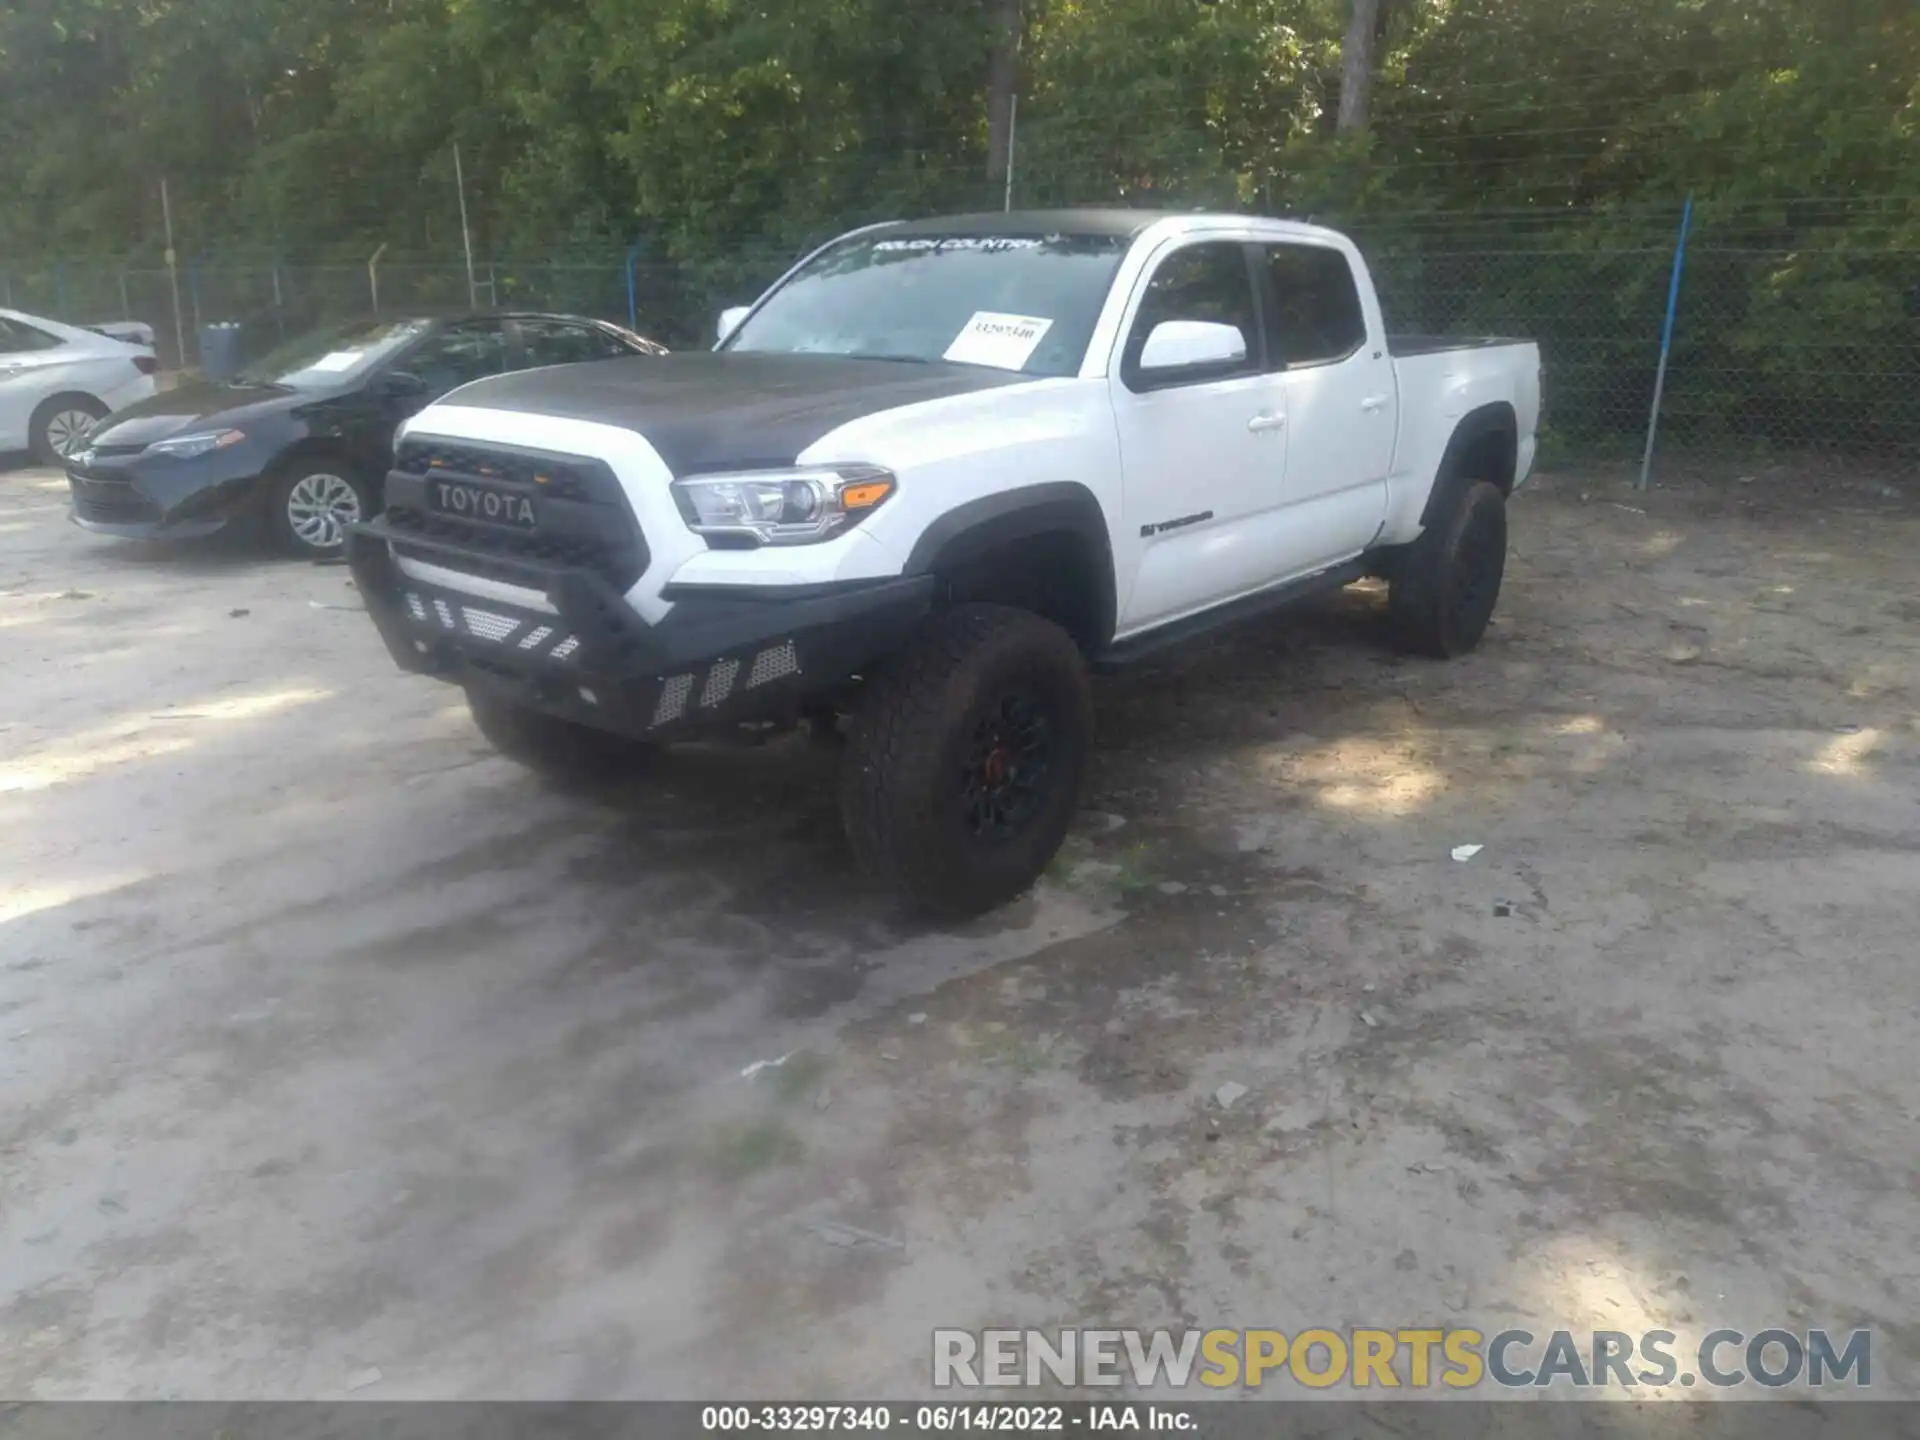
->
[148, 429, 246, 459]
[671, 465, 896, 547]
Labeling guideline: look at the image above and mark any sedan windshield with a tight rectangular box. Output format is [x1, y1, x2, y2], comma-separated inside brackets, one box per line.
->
[724, 232, 1129, 378]
[238, 318, 431, 386]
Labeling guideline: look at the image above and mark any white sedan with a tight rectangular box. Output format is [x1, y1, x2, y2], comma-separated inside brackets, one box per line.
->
[0, 308, 159, 465]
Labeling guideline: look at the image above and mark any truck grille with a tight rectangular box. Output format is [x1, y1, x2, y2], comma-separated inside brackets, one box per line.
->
[385, 438, 648, 590]
[394, 440, 607, 503]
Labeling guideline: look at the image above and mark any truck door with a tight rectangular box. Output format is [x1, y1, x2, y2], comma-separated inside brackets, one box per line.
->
[1108, 238, 1292, 635]
[1255, 241, 1395, 565]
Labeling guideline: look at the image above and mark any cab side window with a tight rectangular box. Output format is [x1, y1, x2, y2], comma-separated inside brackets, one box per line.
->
[1120, 242, 1261, 389]
[1261, 244, 1368, 368]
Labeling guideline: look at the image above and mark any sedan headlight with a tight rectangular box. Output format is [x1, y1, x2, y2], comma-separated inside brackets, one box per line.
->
[148, 429, 246, 459]
[671, 465, 895, 547]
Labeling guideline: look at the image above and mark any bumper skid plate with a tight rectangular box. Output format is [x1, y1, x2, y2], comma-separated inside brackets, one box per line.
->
[345, 518, 930, 741]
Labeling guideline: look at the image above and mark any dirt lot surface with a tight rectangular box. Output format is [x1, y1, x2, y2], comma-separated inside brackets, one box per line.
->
[2, 460, 1917, 1400]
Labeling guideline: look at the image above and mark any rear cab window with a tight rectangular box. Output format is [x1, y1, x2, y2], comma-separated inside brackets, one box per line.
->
[1260, 244, 1368, 368]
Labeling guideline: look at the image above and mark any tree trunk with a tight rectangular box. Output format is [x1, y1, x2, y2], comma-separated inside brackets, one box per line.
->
[1336, 0, 1383, 135]
[985, 0, 1022, 183]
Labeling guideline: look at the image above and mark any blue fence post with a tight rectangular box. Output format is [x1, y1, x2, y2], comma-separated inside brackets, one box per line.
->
[625, 245, 642, 331]
[1638, 196, 1694, 491]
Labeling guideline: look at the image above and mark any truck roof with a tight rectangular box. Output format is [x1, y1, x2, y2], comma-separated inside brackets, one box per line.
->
[883, 209, 1169, 239]
[876, 208, 1351, 247]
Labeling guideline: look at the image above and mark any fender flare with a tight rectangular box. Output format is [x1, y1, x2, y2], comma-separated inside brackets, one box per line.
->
[904, 481, 1118, 652]
[1420, 402, 1519, 526]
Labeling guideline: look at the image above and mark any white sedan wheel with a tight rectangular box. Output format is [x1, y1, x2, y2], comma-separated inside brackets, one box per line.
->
[44, 407, 99, 459]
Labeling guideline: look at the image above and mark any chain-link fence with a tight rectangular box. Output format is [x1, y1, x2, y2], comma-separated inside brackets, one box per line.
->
[1358, 205, 1920, 465]
[6, 202, 1917, 470]
[0, 250, 804, 366]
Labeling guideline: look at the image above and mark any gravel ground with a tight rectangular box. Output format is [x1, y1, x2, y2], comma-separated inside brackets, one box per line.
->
[2, 459, 1917, 1400]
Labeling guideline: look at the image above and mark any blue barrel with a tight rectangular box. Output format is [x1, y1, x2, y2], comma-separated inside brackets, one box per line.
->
[198, 322, 244, 381]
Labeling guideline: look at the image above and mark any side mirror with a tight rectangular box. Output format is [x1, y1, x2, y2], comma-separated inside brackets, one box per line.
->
[374, 370, 428, 398]
[1139, 320, 1247, 374]
[717, 306, 751, 344]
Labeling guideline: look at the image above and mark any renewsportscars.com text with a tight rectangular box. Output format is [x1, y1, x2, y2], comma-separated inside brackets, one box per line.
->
[932, 1327, 1871, 1391]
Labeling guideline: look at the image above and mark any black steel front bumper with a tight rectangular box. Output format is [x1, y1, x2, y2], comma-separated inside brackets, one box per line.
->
[344, 517, 933, 740]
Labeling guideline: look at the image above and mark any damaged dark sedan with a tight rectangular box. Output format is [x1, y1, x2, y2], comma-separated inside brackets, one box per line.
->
[65, 312, 666, 557]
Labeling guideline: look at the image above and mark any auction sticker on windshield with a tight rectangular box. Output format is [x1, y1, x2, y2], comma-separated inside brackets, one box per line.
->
[944, 312, 1053, 370]
[308, 351, 366, 372]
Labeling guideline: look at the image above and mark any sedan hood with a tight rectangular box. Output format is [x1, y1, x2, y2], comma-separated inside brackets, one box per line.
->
[444, 352, 1035, 474]
[88, 380, 314, 448]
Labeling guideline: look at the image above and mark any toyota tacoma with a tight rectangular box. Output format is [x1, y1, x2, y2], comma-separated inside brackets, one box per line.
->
[344, 210, 1541, 915]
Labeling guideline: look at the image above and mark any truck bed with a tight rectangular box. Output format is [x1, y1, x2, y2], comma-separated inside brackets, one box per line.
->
[1387, 334, 1530, 358]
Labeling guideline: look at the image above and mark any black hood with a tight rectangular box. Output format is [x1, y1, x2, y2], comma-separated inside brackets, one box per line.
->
[88, 379, 314, 447]
[446, 352, 1034, 474]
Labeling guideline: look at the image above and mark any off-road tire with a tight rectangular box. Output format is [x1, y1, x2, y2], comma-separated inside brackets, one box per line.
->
[1388, 478, 1508, 658]
[466, 687, 655, 784]
[840, 604, 1092, 917]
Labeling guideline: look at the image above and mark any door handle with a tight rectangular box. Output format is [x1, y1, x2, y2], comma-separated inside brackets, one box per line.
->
[1247, 411, 1287, 433]
[1360, 394, 1390, 413]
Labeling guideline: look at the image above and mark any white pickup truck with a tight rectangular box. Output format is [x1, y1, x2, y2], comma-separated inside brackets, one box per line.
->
[345, 210, 1541, 915]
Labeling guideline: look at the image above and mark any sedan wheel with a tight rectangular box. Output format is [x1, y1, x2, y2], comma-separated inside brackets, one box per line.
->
[30, 396, 110, 466]
[283, 472, 364, 553]
[45, 408, 98, 459]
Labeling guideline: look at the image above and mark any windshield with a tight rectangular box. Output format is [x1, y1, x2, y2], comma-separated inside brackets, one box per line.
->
[724, 232, 1129, 378]
[237, 318, 431, 386]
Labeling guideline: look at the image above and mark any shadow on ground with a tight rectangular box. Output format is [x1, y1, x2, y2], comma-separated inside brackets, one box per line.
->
[3, 461, 1918, 1398]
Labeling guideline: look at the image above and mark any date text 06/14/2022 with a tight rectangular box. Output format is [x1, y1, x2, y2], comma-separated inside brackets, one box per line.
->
[700, 1403, 1198, 1432]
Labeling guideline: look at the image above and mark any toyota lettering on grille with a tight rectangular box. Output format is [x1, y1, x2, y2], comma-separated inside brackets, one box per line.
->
[430, 479, 537, 531]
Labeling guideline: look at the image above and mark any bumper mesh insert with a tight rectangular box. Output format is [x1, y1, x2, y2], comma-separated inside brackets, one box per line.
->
[462, 607, 519, 643]
[746, 641, 801, 689]
[700, 658, 741, 709]
[652, 674, 695, 728]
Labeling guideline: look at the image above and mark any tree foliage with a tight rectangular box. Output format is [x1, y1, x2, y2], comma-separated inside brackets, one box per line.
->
[1, 0, 1913, 449]
[3, 0, 1911, 262]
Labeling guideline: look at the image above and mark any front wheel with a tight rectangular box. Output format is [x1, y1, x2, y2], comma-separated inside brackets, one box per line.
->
[840, 605, 1091, 918]
[466, 688, 656, 784]
[268, 461, 375, 558]
[1388, 479, 1508, 658]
